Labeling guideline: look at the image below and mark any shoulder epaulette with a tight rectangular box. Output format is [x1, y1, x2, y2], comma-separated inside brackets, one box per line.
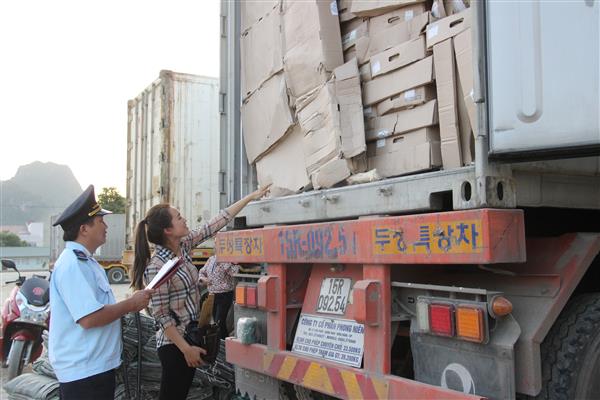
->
[73, 249, 89, 261]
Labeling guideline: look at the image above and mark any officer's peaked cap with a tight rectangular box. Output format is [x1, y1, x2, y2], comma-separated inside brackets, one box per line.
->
[52, 185, 112, 230]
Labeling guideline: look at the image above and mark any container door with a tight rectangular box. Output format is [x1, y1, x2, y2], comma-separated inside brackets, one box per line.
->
[487, 1, 599, 158]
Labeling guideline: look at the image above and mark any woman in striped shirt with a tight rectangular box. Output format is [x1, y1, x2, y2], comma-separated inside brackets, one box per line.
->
[130, 185, 269, 400]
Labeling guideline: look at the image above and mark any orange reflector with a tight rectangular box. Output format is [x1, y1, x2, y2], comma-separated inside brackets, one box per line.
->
[246, 286, 257, 308]
[235, 285, 246, 306]
[456, 306, 485, 343]
[491, 296, 513, 317]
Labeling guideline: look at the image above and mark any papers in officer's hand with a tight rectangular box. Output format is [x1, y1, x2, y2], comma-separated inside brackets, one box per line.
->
[146, 257, 183, 289]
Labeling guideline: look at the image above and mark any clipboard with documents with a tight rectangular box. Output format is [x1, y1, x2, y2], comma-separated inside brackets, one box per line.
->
[146, 256, 184, 289]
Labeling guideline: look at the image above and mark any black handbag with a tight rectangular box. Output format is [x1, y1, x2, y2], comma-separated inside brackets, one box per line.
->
[184, 321, 220, 364]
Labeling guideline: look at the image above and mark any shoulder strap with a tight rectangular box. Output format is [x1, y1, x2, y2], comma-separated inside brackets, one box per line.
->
[73, 249, 88, 261]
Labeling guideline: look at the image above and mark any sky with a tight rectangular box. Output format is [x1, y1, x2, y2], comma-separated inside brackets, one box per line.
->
[0, 0, 220, 195]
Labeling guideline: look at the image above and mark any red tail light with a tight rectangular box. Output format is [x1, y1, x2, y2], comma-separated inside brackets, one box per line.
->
[246, 285, 257, 308]
[429, 303, 455, 337]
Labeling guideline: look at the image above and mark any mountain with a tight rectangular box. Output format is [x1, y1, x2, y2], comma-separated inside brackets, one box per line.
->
[0, 162, 83, 225]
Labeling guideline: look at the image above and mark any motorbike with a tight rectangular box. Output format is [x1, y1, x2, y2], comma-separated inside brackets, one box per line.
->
[1, 259, 50, 380]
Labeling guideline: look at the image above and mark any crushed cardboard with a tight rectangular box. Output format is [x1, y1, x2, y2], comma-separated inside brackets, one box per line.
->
[242, 72, 294, 163]
[433, 38, 462, 169]
[256, 124, 311, 196]
[241, 10, 283, 98]
[453, 28, 477, 136]
[241, 0, 280, 33]
[282, 0, 344, 101]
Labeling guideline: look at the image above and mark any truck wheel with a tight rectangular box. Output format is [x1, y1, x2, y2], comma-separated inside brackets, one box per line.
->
[107, 267, 126, 284]
[537, 293, 600, 400]
[7, 339, 28, 380]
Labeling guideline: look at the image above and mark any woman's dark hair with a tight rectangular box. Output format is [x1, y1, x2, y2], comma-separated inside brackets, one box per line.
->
[131, 204, 173, 290]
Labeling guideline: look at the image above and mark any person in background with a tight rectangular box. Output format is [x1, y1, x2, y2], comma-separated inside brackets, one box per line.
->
[130, 185, 270, 400]
[49, 185, 154, 400]
[198, 255, 240, 339]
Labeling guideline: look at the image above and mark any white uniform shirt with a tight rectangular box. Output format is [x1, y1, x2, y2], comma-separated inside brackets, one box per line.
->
[49, 241, 121, 382]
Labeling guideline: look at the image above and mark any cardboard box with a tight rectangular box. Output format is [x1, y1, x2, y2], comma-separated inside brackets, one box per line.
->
[256, 124, 311, 197]
[365, 99, 438, 141]
[370, 36, 426, 78]
[338, 0, 357, 22]
[311, 153, 367, 189]
[426, 8, 471, 49]
[351, 0, 426, 17]
[456, 69, 473, 165]
[334, 59, 366, 158]
[444, 0, 469, 16]
[242, 72, 294, 163]
[241, 10, 283, 98]
[431, 0, 447, 19]
[375, 84, 436, 115]
[310, 156, 353, 189]
[367, 127, 442, 177]
[344, 47, 357, 63]
[241, 0, 280, 33]
[453, 28, 477, 136]
[341, 20, 368, 51]
[341, 17, 364, 38]
[359, 62, 372, 81]
[433, 38, 462, 169]
[368, 3, 428, 33]
[297, 59, 366, 174]
[355, 11, 429, 64]
[363, 55, 434, 106]
[282, 0, 344, 101]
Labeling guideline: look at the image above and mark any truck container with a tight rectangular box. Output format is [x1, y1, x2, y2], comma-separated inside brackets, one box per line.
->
[50, 213, 129, 283]
[126, 70, 221, 251]
[218, 1, 600, 400]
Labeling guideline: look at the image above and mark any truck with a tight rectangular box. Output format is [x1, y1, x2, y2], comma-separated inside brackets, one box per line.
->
[217, 1, 600, 399]
[50, 213, 130, 283]
[125, 70, 221, 264]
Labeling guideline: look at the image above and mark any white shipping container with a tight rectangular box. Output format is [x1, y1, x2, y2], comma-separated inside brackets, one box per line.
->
[126, 71, 220, 248]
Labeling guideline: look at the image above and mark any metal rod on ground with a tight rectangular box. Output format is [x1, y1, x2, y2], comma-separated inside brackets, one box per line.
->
[135, 311, 142, 400]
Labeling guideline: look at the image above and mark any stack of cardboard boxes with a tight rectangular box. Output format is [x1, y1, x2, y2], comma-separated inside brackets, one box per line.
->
[345, 0, 474, 177]
[241, 0, 475, 196]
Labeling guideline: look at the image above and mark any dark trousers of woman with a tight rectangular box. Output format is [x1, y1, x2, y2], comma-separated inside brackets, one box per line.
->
[157, 344, 196, 400]
[59, 369, 115, 400]
[212, 290, 234, 339]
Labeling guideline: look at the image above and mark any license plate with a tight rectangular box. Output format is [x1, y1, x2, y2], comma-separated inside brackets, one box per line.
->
[316, 278, 351, 315]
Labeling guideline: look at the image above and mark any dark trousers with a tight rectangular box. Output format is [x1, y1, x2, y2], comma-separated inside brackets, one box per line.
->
[157, 344, 196, 400]
[59, 369, 115, 400]
[213, 290, 234, 339]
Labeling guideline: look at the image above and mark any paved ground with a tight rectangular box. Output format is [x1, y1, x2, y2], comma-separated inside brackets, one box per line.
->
[0, 270, 132, 398]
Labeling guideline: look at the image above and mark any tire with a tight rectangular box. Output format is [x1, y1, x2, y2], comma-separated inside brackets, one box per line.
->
[6, 339, 28, 380]
[107, 267, 126, 284]
[537, 293, 600, 400]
